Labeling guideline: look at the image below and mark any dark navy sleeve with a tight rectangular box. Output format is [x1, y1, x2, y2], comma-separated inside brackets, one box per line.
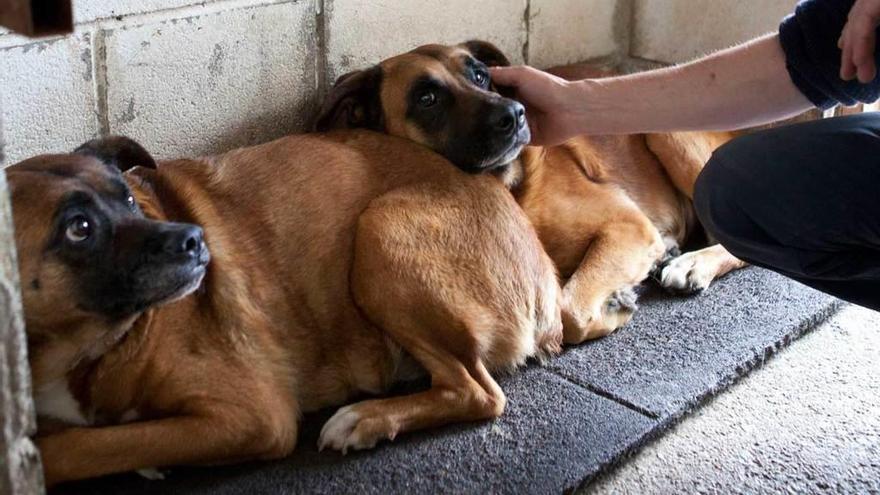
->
[779, 0, 880, 109]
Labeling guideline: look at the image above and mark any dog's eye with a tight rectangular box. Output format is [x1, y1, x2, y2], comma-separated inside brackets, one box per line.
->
[417, 91, 438, 108]
[65, 216, 92, 243]
[473, 70, 489, 87]
[126, 195, 136, 210]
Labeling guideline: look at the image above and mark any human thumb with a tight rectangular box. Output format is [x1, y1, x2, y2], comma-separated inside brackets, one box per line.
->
[489, 66, 522, 87]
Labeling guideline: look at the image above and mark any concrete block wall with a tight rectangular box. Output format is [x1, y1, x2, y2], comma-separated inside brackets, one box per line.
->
[630, 0, 799, 64]
[0, 0, 628, 164]
[0, 0, 810, 165]
[0, 0, 808, 164]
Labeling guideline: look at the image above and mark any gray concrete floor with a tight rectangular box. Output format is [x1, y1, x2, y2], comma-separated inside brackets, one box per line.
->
[585, 304, 880, 494]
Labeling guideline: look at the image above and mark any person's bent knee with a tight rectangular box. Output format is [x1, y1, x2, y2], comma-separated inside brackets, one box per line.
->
[694, 134, 802, 274]
[694, 146, 740, 243]
[692, 138, 770, 266]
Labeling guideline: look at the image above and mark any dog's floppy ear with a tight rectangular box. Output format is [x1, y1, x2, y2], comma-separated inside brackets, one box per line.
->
[75, 136, 156, 172]
[462, 40, 511, 68]
[314, 66, 384, 132]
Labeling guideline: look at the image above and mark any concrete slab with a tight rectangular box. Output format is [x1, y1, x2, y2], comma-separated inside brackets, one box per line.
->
[74, 0, 217, 24]
[527, 0, 621, 67]
[547, 268, 840, 419]
[0, 33, 100, 163]
[325, 0, 526, 81]
[104, 1, 317, 159]
[53, 368, 656, 494]
[585, 305, 880, 494]
[631, 0, 797, 64]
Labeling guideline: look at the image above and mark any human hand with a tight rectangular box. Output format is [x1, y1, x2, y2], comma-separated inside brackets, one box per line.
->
[489, 66, 586, 146]
[839, 0, 880, 83]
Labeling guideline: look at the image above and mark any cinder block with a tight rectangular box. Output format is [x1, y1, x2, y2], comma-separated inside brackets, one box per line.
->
[528, 0, 620, 68]
[74, 0, 211, 24]
[0, 33, 100, 164]
[632, 0, 799, 64]
[104, 1, 317, 159]
[327, 0, 526, 80]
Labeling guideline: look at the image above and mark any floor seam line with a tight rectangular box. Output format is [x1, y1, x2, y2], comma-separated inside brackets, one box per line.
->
[549, 370, 660, 420]
[568, 299, 847, 492]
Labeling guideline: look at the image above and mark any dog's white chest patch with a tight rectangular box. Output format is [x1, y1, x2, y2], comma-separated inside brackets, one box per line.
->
[34, 379, 89, 426]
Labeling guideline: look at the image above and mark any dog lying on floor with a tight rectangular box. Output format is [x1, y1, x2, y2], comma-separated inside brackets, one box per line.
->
[315, 40, 748, 344]
[10, 132, 563, 485]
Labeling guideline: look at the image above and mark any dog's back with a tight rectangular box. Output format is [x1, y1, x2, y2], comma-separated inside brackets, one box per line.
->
[139, 129, 563, 408]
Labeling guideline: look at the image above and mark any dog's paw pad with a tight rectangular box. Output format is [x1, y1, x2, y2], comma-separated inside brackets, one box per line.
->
[660, 253, 713, 294]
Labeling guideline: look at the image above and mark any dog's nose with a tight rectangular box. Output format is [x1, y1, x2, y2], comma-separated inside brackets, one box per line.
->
[490, 102, 527, 136]
[163, 225, 204, 258]
[490, 104, 517, 135]
[513, 102, 526, 130]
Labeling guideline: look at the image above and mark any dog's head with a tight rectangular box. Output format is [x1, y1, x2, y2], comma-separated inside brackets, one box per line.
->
[7, 137, 210, 380]
[316, 40, 529, 175]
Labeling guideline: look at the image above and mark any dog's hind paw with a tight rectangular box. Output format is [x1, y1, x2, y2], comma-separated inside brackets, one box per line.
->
[562, 288, 639, 344]
[606, 287, 638, 313]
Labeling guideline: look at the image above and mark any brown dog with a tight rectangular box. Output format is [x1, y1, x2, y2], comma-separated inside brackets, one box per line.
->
[10, 132, 562, 485]
[316, 41, 747, 344]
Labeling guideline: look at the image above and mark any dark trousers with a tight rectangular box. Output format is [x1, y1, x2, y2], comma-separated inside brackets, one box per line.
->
[694, 113, 880, 311]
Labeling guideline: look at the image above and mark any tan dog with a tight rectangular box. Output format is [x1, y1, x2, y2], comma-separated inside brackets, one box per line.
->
[10, 132, 562, 485]
[316, 41, 747, 344]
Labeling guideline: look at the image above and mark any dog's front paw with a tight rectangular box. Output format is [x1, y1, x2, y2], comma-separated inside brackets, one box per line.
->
[659, 252, 714, 294]
[318, 404, 398, 454]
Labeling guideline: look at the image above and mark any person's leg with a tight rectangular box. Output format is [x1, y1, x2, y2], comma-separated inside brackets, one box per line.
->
[694, 113, 880, 311]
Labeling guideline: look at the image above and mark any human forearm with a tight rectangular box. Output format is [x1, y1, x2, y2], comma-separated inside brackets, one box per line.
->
[570, 34, 814, 135]
[491, 0, 880, 145]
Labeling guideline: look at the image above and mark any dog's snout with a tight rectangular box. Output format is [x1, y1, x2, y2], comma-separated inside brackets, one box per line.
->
[490, 104, 515, 135]
[163, 226, 204, 258]
[490, 102, 527, 136]
[143, 223, 205, 261]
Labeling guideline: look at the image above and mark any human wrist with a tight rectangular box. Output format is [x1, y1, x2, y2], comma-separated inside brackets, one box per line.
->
[566, 78, 625, 135]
